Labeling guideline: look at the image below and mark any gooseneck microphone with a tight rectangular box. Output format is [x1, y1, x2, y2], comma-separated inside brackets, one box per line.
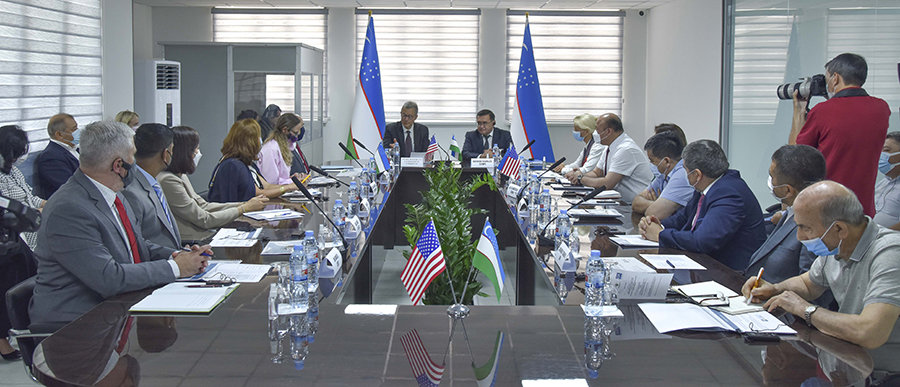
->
[537, 158, 567, 179]
[539, 185, 607, 238]
[292, 176, 349, 251]
[309, 165, 350, 187]
[352, 138, 375, 158]
[518, 139, 537, 156]
[338, 142, 366, 169]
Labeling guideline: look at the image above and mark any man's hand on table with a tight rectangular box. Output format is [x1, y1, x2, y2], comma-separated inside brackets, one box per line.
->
[638, 215, 663, 242]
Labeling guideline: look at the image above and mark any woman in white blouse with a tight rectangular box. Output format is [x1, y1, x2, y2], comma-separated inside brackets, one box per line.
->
[555, 113, 606, 181]
[0, 125, 45, 250]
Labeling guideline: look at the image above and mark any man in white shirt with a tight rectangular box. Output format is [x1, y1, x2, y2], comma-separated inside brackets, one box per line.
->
[569, 113, 653, 204]
[874, 131, 900, 230]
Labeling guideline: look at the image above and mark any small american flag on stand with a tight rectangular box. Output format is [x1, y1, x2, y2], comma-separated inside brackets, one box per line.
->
[401, 329, 444, 387]
[499, 144, 521, 179]
[400, 219, 446, 305]
[426, 135, 439, 160]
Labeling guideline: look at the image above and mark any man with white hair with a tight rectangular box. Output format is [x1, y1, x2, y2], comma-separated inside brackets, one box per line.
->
[744, 180, 900, 349]
[29, 121, 210, 328]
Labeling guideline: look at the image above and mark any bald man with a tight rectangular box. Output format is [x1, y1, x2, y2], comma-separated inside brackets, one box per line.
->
[570, 113, 653, 204]
[743, 181, 900, 349]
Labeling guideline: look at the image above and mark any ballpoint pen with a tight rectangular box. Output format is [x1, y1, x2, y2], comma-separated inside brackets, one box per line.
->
[746, 267, 764, 304]
[665, 259, 676, 269]
[182, 247, 213, 257]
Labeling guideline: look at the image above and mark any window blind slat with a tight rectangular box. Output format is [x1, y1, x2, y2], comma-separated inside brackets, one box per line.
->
[731, 13, 793, 124]
[828, 10, 900, 112]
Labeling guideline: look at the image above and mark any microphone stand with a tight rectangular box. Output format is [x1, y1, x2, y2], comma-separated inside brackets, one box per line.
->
[536, 185, 606, 247]
[517, 139, 536, 157]
[338, 142, 366, 170]
[309, 166, 350, 187]
[292, 176, 349, 252]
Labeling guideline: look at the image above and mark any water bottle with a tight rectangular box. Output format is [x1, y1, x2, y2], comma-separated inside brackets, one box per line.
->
[348, 182, 359, 218]
[303, 230, 318, 291]
[360, 168, 371, 199]
[519, 162, 530, 185]
[290, 314, 308, 370]
[492, 144, 502, 177]
[332, 199, 346, 247]
[368, 156, 377, 173]
[391, 141, 401, 179]
[584, 315, 604, 379]
[527, 196, 538, 243]
[542, 156, 547, 170]
[539, 188, 551, 233]
[268, 283, 278, 346]
[555, 210, 571, 250]
[289, 246, 309, 314]
[529, 172, 541, 196]
[569, 230, 581, 256]
[585, 250, 605, 312]
[308, 289, 319, 343]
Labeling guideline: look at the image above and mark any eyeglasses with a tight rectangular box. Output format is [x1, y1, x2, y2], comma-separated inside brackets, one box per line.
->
[401, 114, 416, 119]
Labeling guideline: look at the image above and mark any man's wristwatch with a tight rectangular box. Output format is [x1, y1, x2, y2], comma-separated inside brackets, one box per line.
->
[576, 174, 584, 185]
[804, 305, 819, 327]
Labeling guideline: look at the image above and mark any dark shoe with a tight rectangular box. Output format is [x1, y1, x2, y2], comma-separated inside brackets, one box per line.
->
[1, 349, 20, 360]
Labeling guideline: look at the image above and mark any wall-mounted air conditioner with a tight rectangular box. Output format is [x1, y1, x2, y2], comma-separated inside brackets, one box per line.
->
[134, 60, 181, 127]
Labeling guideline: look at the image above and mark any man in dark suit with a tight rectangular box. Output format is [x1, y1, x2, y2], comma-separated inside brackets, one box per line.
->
[123, 123, 181, 250]
[639, 140, 767, 270]
[382, 101, 429, 157]
[29, 121, 209, 327]
[462, 109, 513, 162]
[745, 145, 825, 284]
[35, 113, 80, 199]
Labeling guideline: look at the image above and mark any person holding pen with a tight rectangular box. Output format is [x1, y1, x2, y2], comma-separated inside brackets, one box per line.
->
[256, 113, 308, 186]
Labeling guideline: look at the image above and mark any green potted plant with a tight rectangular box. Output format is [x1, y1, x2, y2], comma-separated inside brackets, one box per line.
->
[402, 163, 497, 305]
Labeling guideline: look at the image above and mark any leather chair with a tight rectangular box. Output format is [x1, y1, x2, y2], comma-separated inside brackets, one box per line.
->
[6, 276, 51, 381]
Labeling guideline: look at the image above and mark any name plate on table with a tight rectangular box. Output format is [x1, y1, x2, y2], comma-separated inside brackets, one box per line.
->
[401, 157, 424, 168]
[470, 158, 494, 169]
[506, 184, 522, 207]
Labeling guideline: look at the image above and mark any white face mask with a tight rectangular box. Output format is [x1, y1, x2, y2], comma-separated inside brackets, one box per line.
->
[826, 73, 836, 99]
[193, 151, 202, 167]
[767, 175, 789, 202]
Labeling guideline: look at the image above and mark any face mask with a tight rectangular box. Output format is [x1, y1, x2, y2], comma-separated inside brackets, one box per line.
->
[70, 129, 81, 146]
[687, 169, 700, 190]
[826, 74, 836, 99]
[598, 128, 611, 143]
[114, 159, 133, 186]
[652, 158, 667, 182]
[768, 175, 789, 202]
[299, 125, 305, 141]
[878, 151, 900, 174]
[800, 221, 840, 256]
[288, 133, 298, 144]
[573, 131, 584, 142]
[193, 151, 202, 168]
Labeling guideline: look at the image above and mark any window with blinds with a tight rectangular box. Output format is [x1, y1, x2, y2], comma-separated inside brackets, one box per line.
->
[827, 8, 900, 111]
[213, 9, 328, 118]
[506, 11, 623, 123]
[731, 11, 794, 124]
[355, 10, 480, 123]
[0, 0, 102, 146]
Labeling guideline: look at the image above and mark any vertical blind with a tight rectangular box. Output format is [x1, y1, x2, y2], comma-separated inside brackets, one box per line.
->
[506, 11, 623, 123]
[0, 0, 102, 146]
[827, 8, 900, 112]
[355, 10, 480, 123]
[213, 9, 328, 118]
[731, 11, 793, 124]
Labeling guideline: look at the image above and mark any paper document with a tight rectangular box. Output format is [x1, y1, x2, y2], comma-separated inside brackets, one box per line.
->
[581, 304, 624, 318]
[671, 281, 764, 314]
[212, 228, 261, 240]
[640, 254, 707, 270]
[129, 282, 239, 313]
[567, 208, 623, 218]
[336, 169, 361, 178]
[243, 209, 303, 221]
[637, 303, 795, 334]
[307, 176, 334, 186]
[539, 171, 564, 180]
[566, 198, 619, 206]
[200, 263, 271, 283]
[602, 258, 672, 300]
[261, 241, 301, 255]
[209, 239, 259, 248]
[550, 184, 593, 191]
[610, 235, 659, 248]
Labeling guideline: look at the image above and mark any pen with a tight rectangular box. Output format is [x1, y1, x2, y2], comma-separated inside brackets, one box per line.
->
[746, 267, 765, 304]
[187, 284, 225, 288]
[301, 174, 310, 184]
[182, 247, 213, 257]
[665, 260, 676, 269]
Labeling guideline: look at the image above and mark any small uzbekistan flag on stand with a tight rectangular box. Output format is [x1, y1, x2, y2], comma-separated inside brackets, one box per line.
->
[449, 135, 461, 161]
[472, 219, 505, 301]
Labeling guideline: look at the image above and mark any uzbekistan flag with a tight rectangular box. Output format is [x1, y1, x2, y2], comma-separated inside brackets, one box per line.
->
[499, 144, 521, 179]
[401, 220, 446, 305]
[426, 135, 438, 160]
[510, 19, 555, 162]
[473, 331, 505, 387]
[472, 219, 505, 301]
[347, 13, 387, 172]
[401, 329, 444, 387]
[449, 135, 461, 161]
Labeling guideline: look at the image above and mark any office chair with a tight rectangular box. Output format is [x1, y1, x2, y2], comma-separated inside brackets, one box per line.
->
[6, 276, 52, 382]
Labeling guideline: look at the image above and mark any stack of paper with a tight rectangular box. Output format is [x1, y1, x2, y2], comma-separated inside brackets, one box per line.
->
[637, 303, 795, 334]
[601, 257, 672, 300]
[567, 208, 623, 218]
[672, 281, 764, 314]
[610, 235, 659, 248]
[550, 184, 593, 191]
[178, 262, 271, 283]
[640, 254, 707, 270]
[566, 198, 619, 206]
[210, 228, 261, 247]
[261, 241, 301, 255]
[243, 209, 303, 221]
[129, 282, 240, 313]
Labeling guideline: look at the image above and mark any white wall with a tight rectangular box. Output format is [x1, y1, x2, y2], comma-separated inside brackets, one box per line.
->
[133, 3, 153, 61]
[324, 8, 357, 163]
[622, 9, 649, 147]
[100, 0, 134, 119]
[645, 0, 723, 144]
[151, 7, 213, 59]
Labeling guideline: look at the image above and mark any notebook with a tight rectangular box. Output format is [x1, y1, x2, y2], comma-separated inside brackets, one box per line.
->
[129, 282, 240, 314]
[672, 281, 764, 315]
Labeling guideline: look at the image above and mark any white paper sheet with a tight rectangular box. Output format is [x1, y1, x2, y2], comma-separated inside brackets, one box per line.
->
[243, 209, 303, 221]
[567, 208, 623, 218]
[261, 241, 301, 255]
[640, 254, 707, 270]
[637, 303, 795, 334]
[610, 235, 659, 248]
[602, 258, 672, 300]
[209, 238, 259, 248]
[200, 263, 271, 283]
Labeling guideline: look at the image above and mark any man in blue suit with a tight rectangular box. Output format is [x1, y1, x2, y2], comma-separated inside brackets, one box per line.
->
[35, 113, 80, 199]
[639, 140, 767, 270]
[745, 145, 825, 283]
[462, 109, 512, 163]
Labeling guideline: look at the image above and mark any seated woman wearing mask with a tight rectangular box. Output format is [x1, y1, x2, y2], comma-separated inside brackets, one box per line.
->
[257, 113, 308, 185]
[874, 131, 900, 230]
[0, 125, 45, 250]
[554, 113, 605, 181]
[208, 119, 298, 203]
[115, 110, 140, 130]
[158, 126, 269, 243]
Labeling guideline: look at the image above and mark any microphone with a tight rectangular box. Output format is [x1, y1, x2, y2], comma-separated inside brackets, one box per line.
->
[517, 139, 537, 156]
[538, 185, 606, 243]
[352, 138, 375, 158]
[292, 176, 349, 251]
[435, 142, 452, 161]
[338, 142, 366, 169]
[309, 165, 349, 187]
[537, 157, 567, 180]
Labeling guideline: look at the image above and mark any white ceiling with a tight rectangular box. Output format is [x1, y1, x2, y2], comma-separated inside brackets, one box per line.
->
[133, 0, 676, 10]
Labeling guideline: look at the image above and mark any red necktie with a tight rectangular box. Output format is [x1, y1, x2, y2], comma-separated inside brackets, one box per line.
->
[691, 194, 705, 231]
[114, 197, 141, 264]
[116, 316, 134, 353]
[295, 143, 310, 173]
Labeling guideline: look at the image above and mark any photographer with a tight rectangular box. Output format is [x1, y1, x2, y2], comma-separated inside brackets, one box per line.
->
[788, 53, 891, 217]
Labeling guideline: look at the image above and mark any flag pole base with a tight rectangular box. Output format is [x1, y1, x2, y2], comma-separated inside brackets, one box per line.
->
[446, 303, 470, 319]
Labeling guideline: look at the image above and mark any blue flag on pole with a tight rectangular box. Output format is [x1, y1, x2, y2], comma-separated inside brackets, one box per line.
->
[348, 14, 388, 171]
[510, 21, 555, 163]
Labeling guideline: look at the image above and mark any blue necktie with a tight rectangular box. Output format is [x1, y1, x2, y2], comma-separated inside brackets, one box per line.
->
[152, 183, 173, 227]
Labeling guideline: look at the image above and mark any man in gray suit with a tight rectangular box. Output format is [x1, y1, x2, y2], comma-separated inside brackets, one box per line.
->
[29, 121, 209, 328]
[123, 123, 181, 249]
[745, 145, 826, 284]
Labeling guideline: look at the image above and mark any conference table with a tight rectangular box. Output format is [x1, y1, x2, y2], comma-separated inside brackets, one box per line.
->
[30, 165, 894, 386]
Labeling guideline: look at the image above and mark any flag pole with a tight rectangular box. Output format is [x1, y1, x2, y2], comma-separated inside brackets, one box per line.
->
[432, 217, 460, 305]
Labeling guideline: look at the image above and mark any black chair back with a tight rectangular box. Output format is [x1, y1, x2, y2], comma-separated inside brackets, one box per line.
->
[6, 276, 36, 369]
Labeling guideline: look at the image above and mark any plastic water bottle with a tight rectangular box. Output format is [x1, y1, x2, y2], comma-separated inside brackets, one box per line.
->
[290, 314, 308, 370]
[539, 188, 551, 233]
[555, 210, 571, 250]
[303, 230, 318, 291]
[360, 168, 371, 199]
[527, 196, 539, 243]
[308, 289, 318, 343]
[584, 250, 605, 312]
[332, 199, 346, 247]
[584, 315, 604, 379]
[368, 156, 377, 173]
[391, 141, 401, 179]
[519, 162, 530, 185]
[348, 182, 359, 217]
[492, 144, 502, 177]
[289, 246, 308, 314]
[529, 172, 541, 196]
[569, 230, 581, 256]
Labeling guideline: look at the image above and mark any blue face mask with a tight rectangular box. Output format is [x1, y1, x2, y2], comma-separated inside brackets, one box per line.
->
[652, 158, 669, 182]
[70, 129, 80, 146]
[878, 151, 900, 175]
[800, 221, 841, 256]
[573, 131, 584, 142]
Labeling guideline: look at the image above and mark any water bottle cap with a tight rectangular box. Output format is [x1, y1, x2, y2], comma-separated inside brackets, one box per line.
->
[590, 250, 601, 259]
[294, 245, 303, 252]
[350, 182, 356, 187]
[543, 188, 550, 193]
[294, 360, 305, 370]
[307, 335, 314, 343]
[362, 168, 368, 172]
[560, 209, 567, 215]
[305, 230, 314, 237]
[335, 199, 342, 204]
[589, 370, 599, 379]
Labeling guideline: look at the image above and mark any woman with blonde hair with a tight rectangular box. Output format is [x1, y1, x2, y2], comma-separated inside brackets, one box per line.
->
[115, 110, 140, 129]
[257, 113, 306, 184]
[555, 113, 606, 181]
[207, 119, 297, 203]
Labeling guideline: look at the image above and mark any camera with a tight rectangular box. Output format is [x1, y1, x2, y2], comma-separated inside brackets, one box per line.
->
[777, 74, 828, 100]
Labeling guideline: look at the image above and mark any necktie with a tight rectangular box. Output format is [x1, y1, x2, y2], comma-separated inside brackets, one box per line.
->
[603, 148, 610, 174]
[483, 135, 490, 150]
[691, 194, 705, 231]
[114, 197, 141, 263]
[295, 144, 309, 173]
[152, 183, 173, 227]
[116, 316, 134, 354]
[582, 140, 593, 166]
[405, 130, 413, 157]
